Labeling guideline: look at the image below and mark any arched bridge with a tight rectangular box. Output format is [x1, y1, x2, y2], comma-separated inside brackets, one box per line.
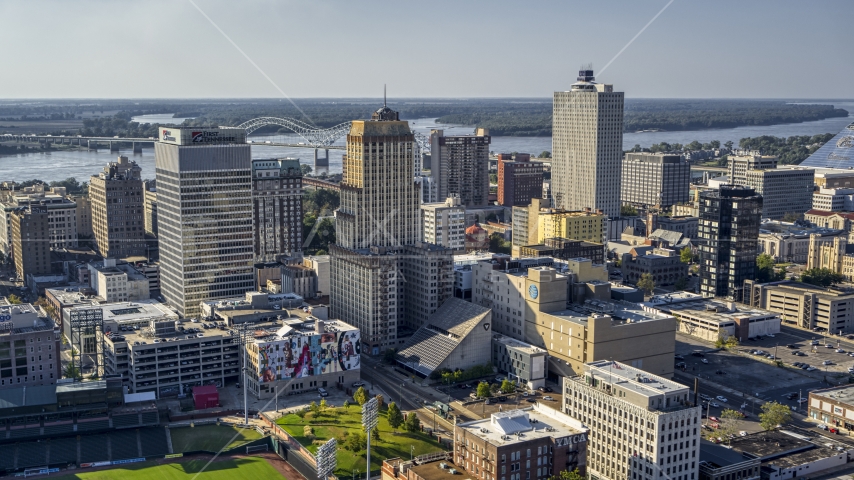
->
[234, 117, 431, 152]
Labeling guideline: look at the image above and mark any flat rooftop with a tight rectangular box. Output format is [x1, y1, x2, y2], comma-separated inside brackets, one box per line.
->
[492, 333, 546, 355]
[46, 286, 98, 306]
[644, 295, 779, 325]
[810, 384, 854, 406]
[100, 300, 178, 324]
[543, 300, 672, 326]
[581, 360, 689, 398]
[457, 404, 586, 447]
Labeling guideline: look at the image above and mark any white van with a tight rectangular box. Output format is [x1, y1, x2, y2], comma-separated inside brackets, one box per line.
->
[318, 387, 328, 397]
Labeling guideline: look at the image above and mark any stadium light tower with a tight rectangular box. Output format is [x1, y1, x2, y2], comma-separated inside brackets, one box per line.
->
[316, 438, 337, 480]
[362, 397, 379, 480]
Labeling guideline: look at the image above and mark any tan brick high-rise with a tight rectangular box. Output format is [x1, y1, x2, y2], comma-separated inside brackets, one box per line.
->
[90, 156, 146, 259]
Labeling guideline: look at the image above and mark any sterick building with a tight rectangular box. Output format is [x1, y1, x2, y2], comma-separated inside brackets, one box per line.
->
[331, 104, 453, 355]
[90, 156, 146, 259]
[430, 128, 491, 208]
[552, 69, 624, 217]
[251, 158, 303, 262]
[154, 127, 255, 318]
[11, 205, 51, 281]
[563, 361, 701, 480]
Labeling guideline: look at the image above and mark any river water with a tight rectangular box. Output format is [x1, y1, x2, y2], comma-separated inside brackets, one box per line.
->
[0, 102, 851, 182]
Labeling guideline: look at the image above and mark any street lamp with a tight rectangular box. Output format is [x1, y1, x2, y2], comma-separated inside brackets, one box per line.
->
[362, 397, 379, 480]
[317, 438, 337, 480]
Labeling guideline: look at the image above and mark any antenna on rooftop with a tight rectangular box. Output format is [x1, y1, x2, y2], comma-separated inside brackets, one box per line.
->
[384, 84, 387, 107]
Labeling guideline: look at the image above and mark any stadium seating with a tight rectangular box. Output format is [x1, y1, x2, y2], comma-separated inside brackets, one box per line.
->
[140, 411, 159, 425]
[76, 419, 109, 432]
[16, 442, 47, 469]
[109, 429, 140, 461]
[139, 428, 169, 457]
[47, 437, 78, 465]
[112, 413, 141, 428]
[79, 434, 108, 464]
[42, 423, 75, 437]
[0, 443, 16, 470]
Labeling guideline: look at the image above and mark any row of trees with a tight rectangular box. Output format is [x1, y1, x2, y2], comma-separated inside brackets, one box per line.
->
[14, 177, 88, 195]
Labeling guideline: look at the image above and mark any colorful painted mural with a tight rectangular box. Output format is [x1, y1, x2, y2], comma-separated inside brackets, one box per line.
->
[256, 328, 360, 383]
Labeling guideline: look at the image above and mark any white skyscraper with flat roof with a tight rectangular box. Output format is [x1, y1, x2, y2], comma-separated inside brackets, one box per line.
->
[154, 127, 255, 318]
[552, 69, 624, 217]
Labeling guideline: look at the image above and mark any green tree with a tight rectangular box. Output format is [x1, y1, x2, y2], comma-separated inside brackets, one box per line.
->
[382, 348, 397, 364]
[476, 381, 492, 398]
[309, 401, 319, 416]
[547, 468, 585, 480]
[720, 409, 743, 442]
[319, 398, 327, 413]
[620, 205, 638, 217]
[500, 379, 516, 394]
[800, 268, 844, 287]
[346, 431, 367, 451]
[7, 294, 22, 304]
[489, 232, 511, 254]
[724, 140, 734, 150]
[674, 277, 688, 291]
[353, 386, 368, 406]
[759, 401, 792, 431]
[63, 362, 81, 379]
[375, 394, 384, 409]
[343, 399, 350, 409]
[372, 425, 381, 442]
[755, 253, 785, 282]
[782, 212, 800, 223]
[387, 402, 404, 432]
[538, 151, 551, 158]
[637, 273, 655, 295]
[303, 425, 315, 439]
[300, 164, 313, 176]
[680, 247, 693, 264]
[404, 412, 421, 433]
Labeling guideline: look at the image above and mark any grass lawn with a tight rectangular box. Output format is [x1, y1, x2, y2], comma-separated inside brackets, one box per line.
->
[169, 424, 264, 453]
[277, 404, 443, 477]
[51, 457, 283, 480]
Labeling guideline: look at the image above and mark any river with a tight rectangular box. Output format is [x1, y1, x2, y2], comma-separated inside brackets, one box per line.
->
[0, 102, 851, 182]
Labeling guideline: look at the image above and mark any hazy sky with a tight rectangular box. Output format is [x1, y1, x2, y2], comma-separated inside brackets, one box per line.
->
[1, 0, 852, 99]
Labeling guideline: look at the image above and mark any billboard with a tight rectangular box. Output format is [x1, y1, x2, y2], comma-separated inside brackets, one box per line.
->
[159, 127, 247, 146]
[257, 329, 360, 383]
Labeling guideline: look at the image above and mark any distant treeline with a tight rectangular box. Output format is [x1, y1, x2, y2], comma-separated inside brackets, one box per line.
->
[9, 99, 848, 139]
[436, 100, 849, 136]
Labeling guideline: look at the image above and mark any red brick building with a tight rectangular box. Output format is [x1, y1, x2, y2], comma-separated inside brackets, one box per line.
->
[497, 154, 544, 207]
[455, 405, 588, 480]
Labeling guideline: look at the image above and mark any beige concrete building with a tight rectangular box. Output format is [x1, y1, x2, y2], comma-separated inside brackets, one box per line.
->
[89, 156, 146, 259]
[421, 195, 465, 252]
[726, 152, 814, 219]
[812, 187, 854, 212]
[758, 230, 846, 264]
[72, 195, 93, 237]
[744, 279, 854, 333]
[621, 153, 690, 209]
[563, 361, 700, 480]
[472, 261, 676, 380]
[143, 185, 157, 237]
[805, 210, 854, 237]
[728, 151, 778, 184]
[87, 257, 150, 303]
[807, 234, 854, 280]
[11, 205, 51, 281]
[644, 292, 780, 342]
[0, 185, 77, 256]
[511, 198, 605, 256]
[552, 68, 624, 217]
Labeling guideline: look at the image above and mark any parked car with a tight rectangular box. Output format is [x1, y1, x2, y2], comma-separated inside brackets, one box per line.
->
[837, 349, 846, 353]
[716, 396, 728, 403]
[352, 381, 365, 388]
[739, 431, 748, 437]
[710, 402, 720, 408]
[543, 396, 554, 401]
[701, 359, 709, 364]
[318, 387, 328, 397]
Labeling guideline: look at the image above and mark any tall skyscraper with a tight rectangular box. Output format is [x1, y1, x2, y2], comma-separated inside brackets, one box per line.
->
[90, 156, 146, 259]
[11, 204, 50, 280]
[251, 158, 303, 262]
[429, 128, 490, 208]
[155, 127, 255, 318]
[331, 104, 453, 355]
[698, 185, 763, 301]
[552, 69, 624, 217]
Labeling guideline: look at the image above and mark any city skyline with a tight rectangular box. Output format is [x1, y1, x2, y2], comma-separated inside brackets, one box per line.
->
[0, 0, 851, 99]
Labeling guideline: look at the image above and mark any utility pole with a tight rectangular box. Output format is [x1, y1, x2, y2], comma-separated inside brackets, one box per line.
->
[275, 384, 278, 413]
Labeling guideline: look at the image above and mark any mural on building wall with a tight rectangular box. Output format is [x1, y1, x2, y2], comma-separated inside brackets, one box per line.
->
[257, 329, 360, 383]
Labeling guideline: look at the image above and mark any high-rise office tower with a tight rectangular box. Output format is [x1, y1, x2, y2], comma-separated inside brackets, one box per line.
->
[251, 158, 303, 262]
[698, 185, 763, 301]
[331, 104, 453, 355]
[552, 69, 624, 217]
[429, 128, 490, 208]
[155, 127, 255, 318]
[90, 156, 146, 259]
